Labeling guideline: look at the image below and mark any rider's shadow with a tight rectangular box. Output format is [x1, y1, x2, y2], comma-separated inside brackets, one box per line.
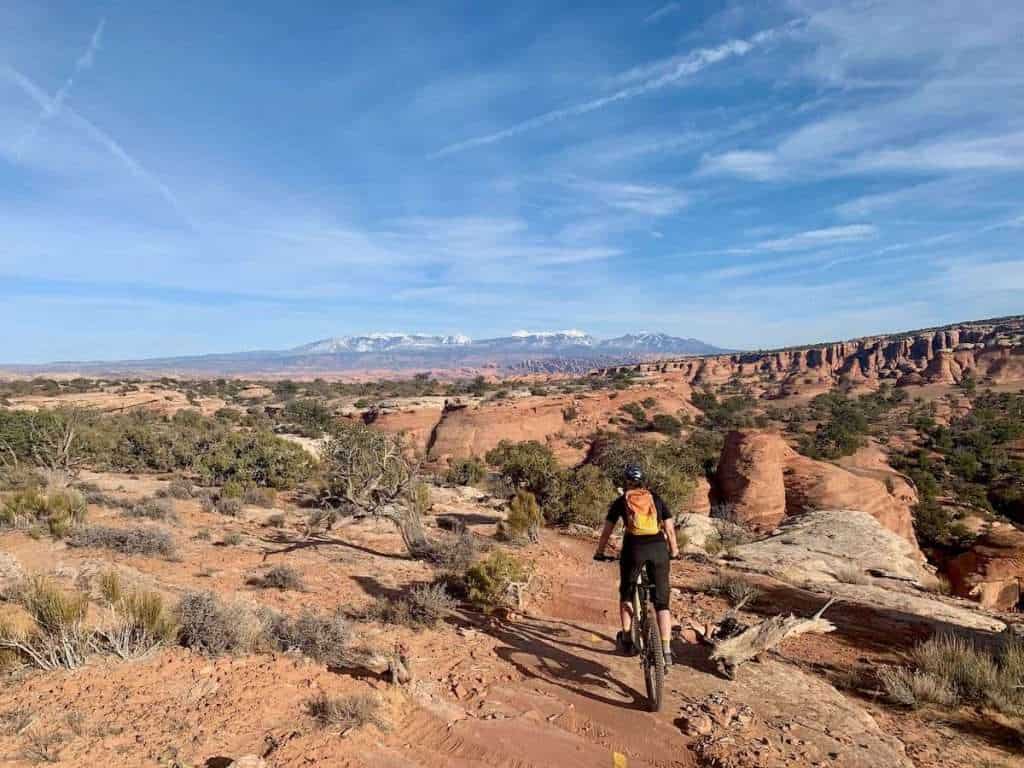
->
[481, 617, 652, 711]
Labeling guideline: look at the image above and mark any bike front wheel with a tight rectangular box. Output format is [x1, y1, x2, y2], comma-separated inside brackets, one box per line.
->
[643, 605, 665, 712]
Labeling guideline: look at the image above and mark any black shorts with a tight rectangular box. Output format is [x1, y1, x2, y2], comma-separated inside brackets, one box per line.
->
[619, 534, 671, 611]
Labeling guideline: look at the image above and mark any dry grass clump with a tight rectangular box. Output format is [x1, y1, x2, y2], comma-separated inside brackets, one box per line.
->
[95, 571, 177, 659]
[305, 692, 387, 731]
[243, 486, 276, 508]
[366, 583, 455, 629]
[878, 666, 957, 708]
[430, 529, 478, 572]
[251, 564, 304, 591]
[833, 564, 870, 585]
[0, 577, 91, 670]
[880, 633, 1024, 716]
[1, 487, 87, 538]
[222, 531, 243, 546]
[216, 497, 243, 517]
[125, 497, 178, 523]
[261, 610, 354, 666]
[175, 591, 260, 656]
[67, 525, 177, 558]
[22, 727, 63, 763]
[704, 573, 762, 607]
[156, 478, 193, 500]
[265, 512, 286, 528]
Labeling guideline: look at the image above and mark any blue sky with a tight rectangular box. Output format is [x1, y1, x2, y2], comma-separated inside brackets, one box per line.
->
[2, 0, 1022, 363]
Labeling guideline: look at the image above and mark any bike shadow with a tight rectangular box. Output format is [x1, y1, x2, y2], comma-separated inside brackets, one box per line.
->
[480, 615, 650, 710]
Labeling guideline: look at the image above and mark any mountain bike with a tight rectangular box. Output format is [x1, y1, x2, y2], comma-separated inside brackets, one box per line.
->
[594, 553, 665, 712]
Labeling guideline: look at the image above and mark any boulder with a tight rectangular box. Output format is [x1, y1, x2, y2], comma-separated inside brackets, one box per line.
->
[947, 524, 1024, 610]
[714, 431, 919, 548]
[714, 431, 789, 532]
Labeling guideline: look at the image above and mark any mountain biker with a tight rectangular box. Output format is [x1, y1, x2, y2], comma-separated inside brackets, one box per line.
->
[593, 464, 679, 668]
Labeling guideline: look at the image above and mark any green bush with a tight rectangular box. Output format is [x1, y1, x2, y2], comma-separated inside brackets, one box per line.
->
[498, 490, 542, 544]
[446, 456, 487, 486]
[283, 398, 335, 435]
[650, 413, 683, 437]
[589, 432, 699, 512]
[464, 551, 532, 610]
[559, 464, 616, 527]
[485, 440, 562, 506]
[619, 401, 647, 426]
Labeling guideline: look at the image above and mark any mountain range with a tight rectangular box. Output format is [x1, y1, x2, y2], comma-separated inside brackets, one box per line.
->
[5, 331, 728, 376]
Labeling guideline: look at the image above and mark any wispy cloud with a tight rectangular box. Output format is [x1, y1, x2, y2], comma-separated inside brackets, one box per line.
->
[12, 17, 105, 158]
[698, 150, 781, 180]
[574, 180, 689, 216]
[644, 3, 681, 24]
[430, 30, 777, 158]
[4, 65, 191, 227]
[755, 224, 877, 252]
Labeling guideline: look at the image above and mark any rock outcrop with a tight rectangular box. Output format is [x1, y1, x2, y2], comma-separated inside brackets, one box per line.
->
[598, 315, 1024, 388]
[714, 431, 919, 547]
[715, 432, 788, 530]
[947, 524, 1024, 610]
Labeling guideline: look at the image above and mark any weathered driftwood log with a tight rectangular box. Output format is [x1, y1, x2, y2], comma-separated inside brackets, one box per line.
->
[708, 597, 837, 679]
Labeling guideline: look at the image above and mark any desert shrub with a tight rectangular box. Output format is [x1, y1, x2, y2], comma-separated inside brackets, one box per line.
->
[216, 497, 243, 517]
[431, 529, 478, 572]
[255, 564, 304, 591]
[283, 398, 334, 435]
[562, 405, 578, 422]
[878, 666, 957, 708]
[484, 440, 561, 506]
[319, 424, 429, 558]
[0, 577, 91, 670]
[558, 464, 616, 528]
[368, 583, 455, 629]
[411, 481, 432, 518]
[641, 397, 658, 409]
[223, 531, 243, 546]
[619, 401, 647, 426]
[126, 497, 178, 523]
[464, 551, 532, 610]
[497, 490, 542, 544]
[262, 610, 353, 665]
[161, 478, 194, 499]
[650, 413, 683, 437]
[68, 525, 176, 558]
[176, 591, 258, 656]
[193, 429, 315, 489]
[305, 692, 387, 731]
[220, 480, 245, 499]
[445, 456, 486, 486]
[1, 487, 87, 538]
[705, 574, 761, 607]
[243, 486, 276, 508]
[21, 727, 64, 763]
[589, 432, 700, 512]
[266, 512, 286, 528]
[0, 465, 44, 492]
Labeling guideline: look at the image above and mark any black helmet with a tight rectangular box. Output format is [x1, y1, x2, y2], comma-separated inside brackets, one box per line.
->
[624, 464, 644, 483]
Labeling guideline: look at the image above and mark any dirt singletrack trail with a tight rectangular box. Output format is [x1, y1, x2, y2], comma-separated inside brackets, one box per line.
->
[361, 535, 698, 768]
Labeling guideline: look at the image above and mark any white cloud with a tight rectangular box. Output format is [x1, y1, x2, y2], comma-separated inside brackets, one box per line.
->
[431, 31, 776, 158]
[698, 150, 782, 180]
[756, 224, 877, 252]
[644, 3, 681, 24]
[850, 132, 1024, 173]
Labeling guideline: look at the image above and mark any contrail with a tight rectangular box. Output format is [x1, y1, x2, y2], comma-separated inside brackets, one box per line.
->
[4, 65, 194, 229]
[13, 18, 105, 158]
[430, 29, 779, 159]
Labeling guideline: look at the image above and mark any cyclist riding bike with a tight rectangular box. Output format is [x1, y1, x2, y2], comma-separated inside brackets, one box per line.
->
[594, 464, 679, 668]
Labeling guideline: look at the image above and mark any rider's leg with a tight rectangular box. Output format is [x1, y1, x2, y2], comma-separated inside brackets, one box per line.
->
[651, 548, 673, 658]
[620, 601, 633, 633]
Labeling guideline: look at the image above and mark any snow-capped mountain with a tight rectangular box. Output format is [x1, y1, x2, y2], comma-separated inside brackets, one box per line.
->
[293, 334, 472, 354]
[13, 330, 728, 375]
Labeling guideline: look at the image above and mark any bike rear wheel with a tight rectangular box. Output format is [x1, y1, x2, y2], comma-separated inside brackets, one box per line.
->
[643, 605, 665, 712]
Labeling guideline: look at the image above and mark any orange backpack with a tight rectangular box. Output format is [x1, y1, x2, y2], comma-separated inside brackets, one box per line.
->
[623, 489, 661, 535]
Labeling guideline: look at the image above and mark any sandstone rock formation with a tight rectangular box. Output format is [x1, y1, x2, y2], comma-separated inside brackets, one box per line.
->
[714, 431, 788, 530]
[947, 523, 1024, 610]
[598, 315, 1024, 389]
[726, 510, 1005, 633]
[714, 431, 919, 546]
